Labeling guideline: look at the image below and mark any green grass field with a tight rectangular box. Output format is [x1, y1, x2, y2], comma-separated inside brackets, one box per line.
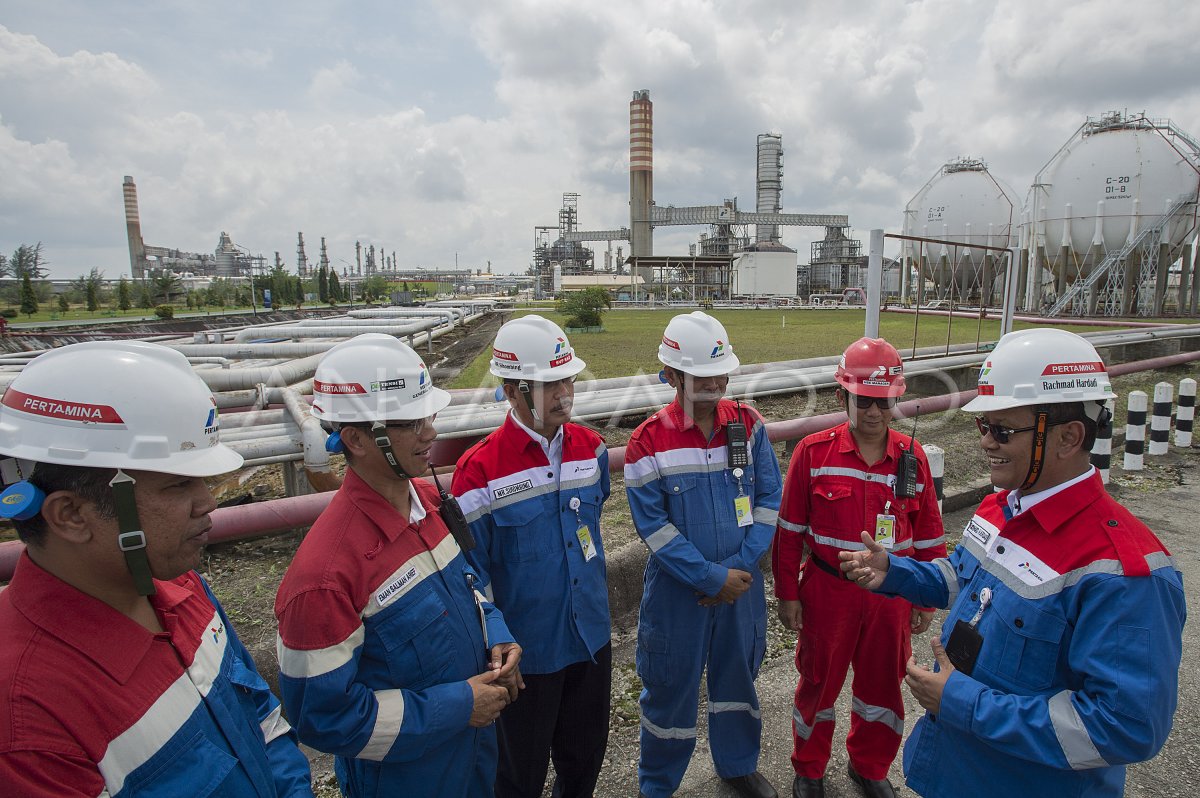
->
[448, 308, 1138, 389]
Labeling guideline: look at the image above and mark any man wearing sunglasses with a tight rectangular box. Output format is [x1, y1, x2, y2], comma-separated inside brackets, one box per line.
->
[452, 315, 612, 798]
[839, 329, 1185, 798]
[275, 334, 522, 798]
[773, 337, 946, 798]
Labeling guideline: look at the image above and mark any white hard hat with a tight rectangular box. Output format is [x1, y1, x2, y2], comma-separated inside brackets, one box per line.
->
[489, 315, 587, 382]
[658, 311, 740, 377]
[0, 341, 243, 477]
[312, 333, 451, 423]
[963, 329, 1116, 413]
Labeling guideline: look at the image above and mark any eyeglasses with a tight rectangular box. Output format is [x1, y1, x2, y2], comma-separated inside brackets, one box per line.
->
[520, 376, 576, 392]
[375, 415, 436, 434]
[973, 416, 1036, 443]
[851, 395, 897, 410]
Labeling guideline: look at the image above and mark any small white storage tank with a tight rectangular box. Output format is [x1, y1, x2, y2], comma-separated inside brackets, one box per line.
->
[735, 244, 798, 297]
[1021, 111, 1200, 314]
[902, 158, 1018, 305]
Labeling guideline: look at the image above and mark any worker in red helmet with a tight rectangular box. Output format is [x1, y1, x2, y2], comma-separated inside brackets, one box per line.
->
[772, 337, 947, 798]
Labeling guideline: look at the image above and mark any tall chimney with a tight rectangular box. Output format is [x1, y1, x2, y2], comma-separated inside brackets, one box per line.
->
[122, 176, 148, 278]
[629, 90, 653, 257]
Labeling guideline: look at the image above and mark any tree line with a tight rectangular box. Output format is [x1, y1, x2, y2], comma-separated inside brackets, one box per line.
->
[0, 243, 446, 318]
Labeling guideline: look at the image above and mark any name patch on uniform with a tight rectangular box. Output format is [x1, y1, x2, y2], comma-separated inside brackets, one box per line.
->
[376, 566, 420, 608]
[965, 518, 993, 546]
[494, 479, 534, 499]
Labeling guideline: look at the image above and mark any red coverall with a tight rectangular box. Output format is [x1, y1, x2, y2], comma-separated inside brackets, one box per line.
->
[772, 423, 946, 780]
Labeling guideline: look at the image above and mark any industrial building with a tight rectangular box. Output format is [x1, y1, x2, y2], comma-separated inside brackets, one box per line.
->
[537, 91, 850, 302]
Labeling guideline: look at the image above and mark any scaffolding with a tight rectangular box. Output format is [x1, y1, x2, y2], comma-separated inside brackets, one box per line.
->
[531, 194, 597, 297]
[628, 254, 735, 302]
[808, 226, 863, 293]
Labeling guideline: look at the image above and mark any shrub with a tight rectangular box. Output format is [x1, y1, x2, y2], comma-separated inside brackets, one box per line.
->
[154, 305, 175, 320]
[557, 286, 611, 329]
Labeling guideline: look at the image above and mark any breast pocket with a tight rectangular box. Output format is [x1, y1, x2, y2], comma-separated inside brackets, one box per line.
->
[122, 731, 237, 797]
[662, 473, 703, 525]
[375, 589, 456, 688]
[493, 497, 557, 562]
[809, 481, 856, 531]
[989, 596, 1066, 691]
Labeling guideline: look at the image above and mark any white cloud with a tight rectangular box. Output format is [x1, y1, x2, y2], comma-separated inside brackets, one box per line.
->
[0, 2, 1196, 278]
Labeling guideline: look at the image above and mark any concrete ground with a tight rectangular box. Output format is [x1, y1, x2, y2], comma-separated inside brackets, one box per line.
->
[588, 444, 1200, 798]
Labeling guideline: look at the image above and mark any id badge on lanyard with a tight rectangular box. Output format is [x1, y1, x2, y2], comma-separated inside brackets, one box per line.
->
[569, 496, 599, 561]
[874, 500, 896, 549]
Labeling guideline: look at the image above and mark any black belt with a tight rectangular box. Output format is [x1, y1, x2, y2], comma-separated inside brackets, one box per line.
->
[806, 554, 846, 580]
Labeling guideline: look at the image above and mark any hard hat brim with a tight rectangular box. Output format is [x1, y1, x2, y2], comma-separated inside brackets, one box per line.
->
[0, 441, 246, 478]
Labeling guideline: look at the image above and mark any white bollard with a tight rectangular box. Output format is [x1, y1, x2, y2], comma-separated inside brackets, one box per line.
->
[1123, 391, 1147, 471]
[924, 445, 944, 513]
[1090, 399, 1115, 484]
[1148, 382, 1173, 456]
[1177, 378, 1196, 448]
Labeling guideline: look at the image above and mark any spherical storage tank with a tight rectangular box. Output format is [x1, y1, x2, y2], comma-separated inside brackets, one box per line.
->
[902, 158, 1019, 303]
[1023, 112, 1200, 281]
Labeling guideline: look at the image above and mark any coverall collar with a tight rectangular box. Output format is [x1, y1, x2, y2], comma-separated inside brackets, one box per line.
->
[835, 421, 902, 463]
[8, 553, 194, 685]
[662, 397, 741, 435]
[340, 467, 429, 543]
[1005, 467, 1102, 534]
[507, 409, 565, 465]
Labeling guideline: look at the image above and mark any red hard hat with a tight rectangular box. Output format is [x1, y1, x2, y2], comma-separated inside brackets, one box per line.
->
[835, 337, 906, 398]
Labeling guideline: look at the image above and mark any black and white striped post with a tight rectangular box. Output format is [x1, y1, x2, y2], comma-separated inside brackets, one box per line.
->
[1177, 378, 1196, 448]
[1123, 390, 1147, 471]
[925, 445, 944, 512]
[1148, 382, 1173, 457]
[1090, 399, 1115, 484]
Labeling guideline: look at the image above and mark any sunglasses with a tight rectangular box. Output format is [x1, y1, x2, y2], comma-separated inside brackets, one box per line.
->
[850, 395, 897, 410]
[973, 416, 1036, 443]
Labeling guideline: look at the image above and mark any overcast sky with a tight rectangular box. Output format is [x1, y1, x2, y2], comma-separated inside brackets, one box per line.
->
[1, 0, 1197, 279]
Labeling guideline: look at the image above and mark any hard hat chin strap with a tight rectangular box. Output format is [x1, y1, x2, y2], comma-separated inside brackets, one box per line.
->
[517, 380, 542, 425]
[372, 422, 418, 481]
[109, 470, 156, 597]
[1019, 410, 1051, 492]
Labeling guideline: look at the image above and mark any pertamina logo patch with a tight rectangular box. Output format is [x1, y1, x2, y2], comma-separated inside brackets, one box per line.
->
[976, 363, 994, 394]
[493, 348, 519, 362]
[314, 380, 366, 395]
[204, 399, 220, 435]
[2, 388, 125, 425]
[710, 339, 726, 358]
[662, 335, 681, 350]
[1041, 361, 1103, 376]
[554, 337, 568, 355]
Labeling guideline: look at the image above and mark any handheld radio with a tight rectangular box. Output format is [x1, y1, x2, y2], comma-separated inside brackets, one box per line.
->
[430, 465, 475, 553]
[895, 406, 919, 499]
[726, 401, 750, 469]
